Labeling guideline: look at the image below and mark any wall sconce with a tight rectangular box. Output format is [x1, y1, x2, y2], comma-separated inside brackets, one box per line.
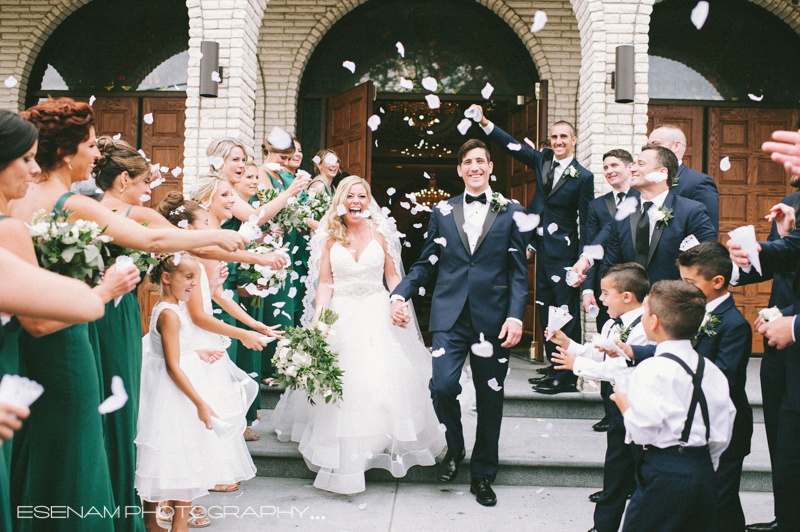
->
[612, 45, 635, 104]
[199, 41, 224, 98]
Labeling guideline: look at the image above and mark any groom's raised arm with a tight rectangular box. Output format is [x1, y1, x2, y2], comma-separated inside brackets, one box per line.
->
[507, 203, 530, 323]
[391, 207, 442, 301]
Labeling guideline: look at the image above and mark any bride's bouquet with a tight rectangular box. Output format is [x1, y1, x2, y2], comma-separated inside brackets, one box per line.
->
[271, 308, 344, 405]
[27, 207, 112, 284]
[238, 236, 293, 308]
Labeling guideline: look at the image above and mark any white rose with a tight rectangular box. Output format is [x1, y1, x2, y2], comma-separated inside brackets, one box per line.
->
[292, 349, 312, 367]
[652, 210, 666, 222]
[700, 312, 711, 328]
[759, 307, 782, 322]
[284, 365, 298, 378]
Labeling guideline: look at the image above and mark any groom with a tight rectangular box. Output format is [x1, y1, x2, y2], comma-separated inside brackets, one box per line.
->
[390, 139, 529, 506]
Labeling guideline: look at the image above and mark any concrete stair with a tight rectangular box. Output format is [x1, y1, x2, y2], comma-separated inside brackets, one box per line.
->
[251, 357, 771, 492]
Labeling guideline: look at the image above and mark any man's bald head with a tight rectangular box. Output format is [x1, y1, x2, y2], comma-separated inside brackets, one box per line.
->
[648, 124, 687, 160]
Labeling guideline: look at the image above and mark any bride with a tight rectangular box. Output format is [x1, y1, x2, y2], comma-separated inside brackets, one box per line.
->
[271, 175, 446, 494]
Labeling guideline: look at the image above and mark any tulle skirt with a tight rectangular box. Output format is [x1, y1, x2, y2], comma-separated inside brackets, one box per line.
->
[134, 347, 257, 503]
[271, 290, 446, 494]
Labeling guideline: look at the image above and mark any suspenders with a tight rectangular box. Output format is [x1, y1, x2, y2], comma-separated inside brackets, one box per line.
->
[660, 353, 711, 447]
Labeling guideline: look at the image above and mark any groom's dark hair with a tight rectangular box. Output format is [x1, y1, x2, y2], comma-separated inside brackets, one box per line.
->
[458, 139, 491, 165]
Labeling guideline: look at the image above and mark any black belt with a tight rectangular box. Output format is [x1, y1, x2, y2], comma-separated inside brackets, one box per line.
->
[642, 444, 710, 457]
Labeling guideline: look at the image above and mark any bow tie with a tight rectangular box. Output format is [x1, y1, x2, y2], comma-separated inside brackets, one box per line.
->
[613, 317, 624, 328]
[466, 193, 487, 205]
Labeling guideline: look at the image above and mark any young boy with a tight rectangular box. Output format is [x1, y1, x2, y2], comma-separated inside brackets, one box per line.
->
[678, 241, 753, 532]
[550, 263, 654, 532]
[612, 280, 736, 532]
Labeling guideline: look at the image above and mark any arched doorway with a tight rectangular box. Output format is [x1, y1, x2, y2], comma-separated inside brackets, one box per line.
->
[27, 0, 191, 331]
[296, 0, 542, 342]
[648, 0, 800, 352]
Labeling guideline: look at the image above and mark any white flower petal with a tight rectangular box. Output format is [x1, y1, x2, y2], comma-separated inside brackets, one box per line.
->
[720, 157, 731, 171]
[644, 171, 668, 182]
[531, 11, 548, 33]
[342, 61, 356, 73]
[421, 76, 438, 92]
[396, 41, 405, 57]
[434, 237, 447, 247]
[336, 204, 347, 216]
[614, 196, 639, 221]
[690, 1, 709, 30]
[97, 376, 128, 414]
[481, 82, 494, 99]
[367, 114, 381, 131]
[221, 289, 234, 301]
[399, 77, 414, 90]
[507, 142, 522, 151]
[748, 93, 764, 102]
[547, 223, 558, 234]
[425, 94, 440, 109]
[418, 287, 426, 296]
[512, 211, 541, 232]
[457, 118, 472, 135]
[143, 113, 154, 125]
[471, 333, 494, 358]
[3, 75, 17, 88]
[89, 95, 96, 106]
[177, 220, 189, 228]
[428, 255, 439, 265]
[267, 126, 293, 151]
[139, 194, 151, 202]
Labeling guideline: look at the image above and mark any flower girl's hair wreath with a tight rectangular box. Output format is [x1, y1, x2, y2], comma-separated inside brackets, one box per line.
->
[147, 252, 195, 294]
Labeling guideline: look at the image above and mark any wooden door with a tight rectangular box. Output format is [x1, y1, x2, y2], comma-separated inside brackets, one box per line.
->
[326, 81, 373, 181]
[90, 97, 138, 146]
[138, 97, 187, 332]
[708, 107, 799, 352]
[506, 83, 547, 360]
[646, 105, 704, 171]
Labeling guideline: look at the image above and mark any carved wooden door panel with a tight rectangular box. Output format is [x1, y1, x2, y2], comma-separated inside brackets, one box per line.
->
[327, 81, 373, 181]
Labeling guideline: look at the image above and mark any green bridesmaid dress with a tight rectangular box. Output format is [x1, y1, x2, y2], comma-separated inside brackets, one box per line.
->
[13, 193, 116, 532]
[0, 215, 21, 469]
[88, 205, 145, 532]
[216, 215, 241, 363]
[90, 291, 144, 532]
[0, 265, 13, 532]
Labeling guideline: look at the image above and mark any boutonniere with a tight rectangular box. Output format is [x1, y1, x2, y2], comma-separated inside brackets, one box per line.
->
[696, 312, 720, 339]
[652, 206, 673, 227]
[619, 323, 634, 343]
[490, 192, 509, 213]
[563, 165, 580, 179]
[672, 176, 680, 187]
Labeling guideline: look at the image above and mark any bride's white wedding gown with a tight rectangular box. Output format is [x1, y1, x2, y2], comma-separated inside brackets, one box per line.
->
[271, 235, 447, 494]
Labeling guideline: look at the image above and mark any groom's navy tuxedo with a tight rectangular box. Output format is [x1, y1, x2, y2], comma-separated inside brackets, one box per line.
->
[392, 192, 528, 481]
[486, 124, 593, 384]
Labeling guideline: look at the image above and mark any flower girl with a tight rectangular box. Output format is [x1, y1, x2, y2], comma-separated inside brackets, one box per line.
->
[135, 253, 254, 531]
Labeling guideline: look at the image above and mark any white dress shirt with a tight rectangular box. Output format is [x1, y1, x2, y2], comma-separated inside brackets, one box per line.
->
[463, 188, 491, 254]
[705, 293, 730, 314]
[568, 306, 653, 382]
[623, 339, 736, 469]
[641, 189, 669, 241]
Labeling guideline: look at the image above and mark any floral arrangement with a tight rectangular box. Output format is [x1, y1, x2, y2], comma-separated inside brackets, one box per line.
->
[271, 308, 344, 405]
[757, 307, 782, 322]
[653, 206, 674, 227]
[255, 184, 332, 233]
[27, 207, 112, 284]
[490, 192, 509, 213]
[696, 312, 721, 339]
[238, 236, 293, 308]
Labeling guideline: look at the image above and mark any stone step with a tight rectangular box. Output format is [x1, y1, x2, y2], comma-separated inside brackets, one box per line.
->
[261, 357, 765, 422]
[247, 411, 772, 492]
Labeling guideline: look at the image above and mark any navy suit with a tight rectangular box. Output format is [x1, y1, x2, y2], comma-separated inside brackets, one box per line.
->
[601, 192, 716, 285]
[584, 189, 641, 330]
[392, 194, 528, 480]
[736, 191, 800, 524]
[672, 164, 720, 234]
[486, 124, 594, 382]
[693, 295, 753, 532]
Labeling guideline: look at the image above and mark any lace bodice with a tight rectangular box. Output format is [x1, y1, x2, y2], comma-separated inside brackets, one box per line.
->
[147, 302, 196, 357]
[329, 238, 387, 299]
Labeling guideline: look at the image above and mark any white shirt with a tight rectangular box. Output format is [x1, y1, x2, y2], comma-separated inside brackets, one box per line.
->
[640, 189, 669, 241]
[623, 339, 736, 469]
[463, 188, 491, 254]
[705, 293, 730, 314]
[568, 306, 653, 382]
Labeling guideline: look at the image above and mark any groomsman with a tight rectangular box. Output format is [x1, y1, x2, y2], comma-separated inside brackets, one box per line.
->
[647, 124, 720, 234]
[574, 145, 716, 286]
[582, 150, 640, 336]
[468, 104, 594, 395]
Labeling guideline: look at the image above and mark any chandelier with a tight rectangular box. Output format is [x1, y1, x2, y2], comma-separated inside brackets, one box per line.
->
[414, 178, 451, 207]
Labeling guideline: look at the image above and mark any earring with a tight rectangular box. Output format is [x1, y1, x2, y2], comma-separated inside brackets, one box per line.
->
[67, 159, 74, 170]
[120, 186, 127, 193]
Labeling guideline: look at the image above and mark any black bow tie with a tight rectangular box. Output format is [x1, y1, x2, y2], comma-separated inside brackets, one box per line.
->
[613, 317, 624, 328]
[466, 193, 487, 205]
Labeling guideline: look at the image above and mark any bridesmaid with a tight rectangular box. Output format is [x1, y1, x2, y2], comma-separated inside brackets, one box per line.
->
[308, 148, 340, 197]
[4, 102, 141, 532]
[10, 98, 245, 532]
[284, 138, 303, 177]
[256, 136, 309, 381]
[206, 138, 308, 363]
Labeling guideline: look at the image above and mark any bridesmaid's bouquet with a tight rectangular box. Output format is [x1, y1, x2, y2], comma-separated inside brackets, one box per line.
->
[300, 186, 332, 226]
[27, 207, 112, 284]
[254, 180, 331, 234]
[272, 308, 344, 405]
[237, 236, 293, 308]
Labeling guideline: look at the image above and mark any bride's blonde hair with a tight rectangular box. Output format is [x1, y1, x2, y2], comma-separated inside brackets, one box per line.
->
[322, 175, 372, 246]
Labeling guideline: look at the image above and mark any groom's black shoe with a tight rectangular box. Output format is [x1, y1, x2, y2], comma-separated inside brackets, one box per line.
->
[470, 477, 497, 506]
[438, 448, 466, 482]
[534, 379, 579, 395]
[745, 519, 778, 532]
[536, 366, 552, 375]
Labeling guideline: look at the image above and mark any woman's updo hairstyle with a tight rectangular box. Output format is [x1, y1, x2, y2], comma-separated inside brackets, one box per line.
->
[155, 191, 204, 227]
[206, 137, 248, 171]
[190, 174, 225, 209]
[0, 110, 38, 172]
[20, 97, 93, 172]
[93, 136, 150, 191]
[261, 134, 297, 158]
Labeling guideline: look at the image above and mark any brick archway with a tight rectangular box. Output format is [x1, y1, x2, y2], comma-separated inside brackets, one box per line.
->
[256, 0, 573, 142]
